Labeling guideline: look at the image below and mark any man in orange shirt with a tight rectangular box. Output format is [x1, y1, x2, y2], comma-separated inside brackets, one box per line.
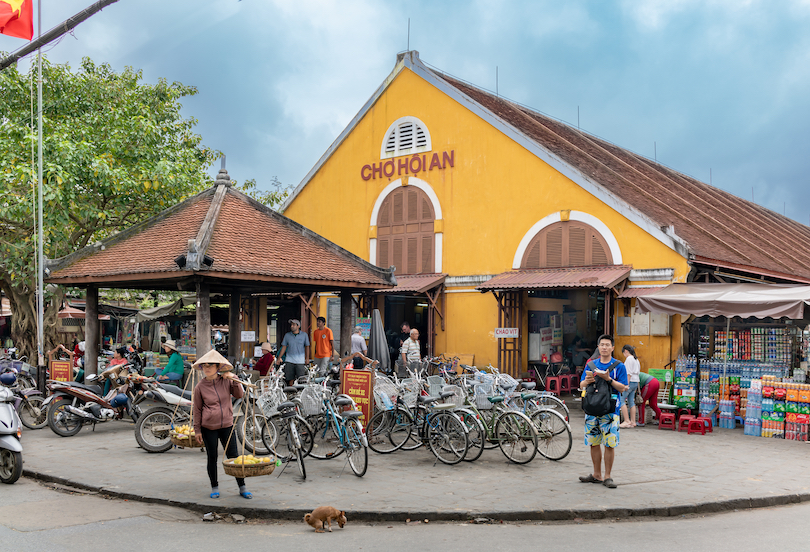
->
[312, 316, 337, 376]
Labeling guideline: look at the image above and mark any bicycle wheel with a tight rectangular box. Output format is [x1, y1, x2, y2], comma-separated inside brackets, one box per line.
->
[455, 408, 485, 462]
[367, 407, 413, 454]
[259, 417, 279, 453]
[427, 411, 468, 465]
[18, 395, 47, 429]
[344, 418, 368, 477]
[495, 411, 538, 464]
[235, 413, 271, 455]
[531, 408, 572, 461]
[274, 415, 314, 461]
[307, 414, 343, 459]
[399, 407, 424, 451]
[530, 393, 570, 422]
[289, 421, 307, 480]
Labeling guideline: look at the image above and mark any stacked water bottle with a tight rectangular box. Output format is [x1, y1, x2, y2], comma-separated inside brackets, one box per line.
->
[718, 399, 736, 429]
[744, 380, 762, 436]
[699, 396, 717, 427]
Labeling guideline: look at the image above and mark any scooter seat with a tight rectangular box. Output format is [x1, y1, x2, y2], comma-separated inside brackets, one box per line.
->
[68, 382, 102, 394]
[158, 383, 193, 401]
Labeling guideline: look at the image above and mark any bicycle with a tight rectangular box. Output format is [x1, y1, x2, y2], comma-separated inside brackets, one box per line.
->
[302, 378, 368, 476]
[263, 400, 314, 479]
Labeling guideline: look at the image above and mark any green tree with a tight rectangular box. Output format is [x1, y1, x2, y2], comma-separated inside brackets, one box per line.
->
[233, 176, 289, 209]
[0, 56, 218, 359]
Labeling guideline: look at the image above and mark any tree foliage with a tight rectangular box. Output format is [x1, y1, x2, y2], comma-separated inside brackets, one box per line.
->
[233, 176, 289, 209]
[0, 56, 218, 359]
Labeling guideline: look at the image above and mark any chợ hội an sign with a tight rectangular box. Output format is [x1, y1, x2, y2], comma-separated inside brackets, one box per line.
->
[361, 150, 455, 181]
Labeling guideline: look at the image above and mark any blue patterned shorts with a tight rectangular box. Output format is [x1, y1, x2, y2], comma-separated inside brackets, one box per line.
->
[584, 414, 620, 448]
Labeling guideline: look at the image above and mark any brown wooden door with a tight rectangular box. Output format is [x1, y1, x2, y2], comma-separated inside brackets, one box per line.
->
[377, 187, 435, 274]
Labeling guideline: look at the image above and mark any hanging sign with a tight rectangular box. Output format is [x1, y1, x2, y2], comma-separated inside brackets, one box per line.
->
[339, 368, 374, 423]
[240, 331, 256, 342]
[494, 327, 519, 339]
[50, 360, 72, 382]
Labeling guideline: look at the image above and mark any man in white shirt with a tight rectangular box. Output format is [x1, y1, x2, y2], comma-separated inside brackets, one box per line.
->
[400, 328, 421, 366]
[350, 326, 367, 355]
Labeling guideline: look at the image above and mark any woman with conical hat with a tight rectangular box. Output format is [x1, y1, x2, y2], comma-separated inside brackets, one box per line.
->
[192, 349, 253, 499]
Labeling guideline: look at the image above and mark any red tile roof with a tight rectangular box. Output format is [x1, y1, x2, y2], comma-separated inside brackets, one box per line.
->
[47, 185, 395, 290]
[374, 273, 446, 294]
[435, 73, 810, 281]
[477, 266, 632, 291]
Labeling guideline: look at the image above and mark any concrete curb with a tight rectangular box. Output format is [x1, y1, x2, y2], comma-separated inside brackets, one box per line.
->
[23, 469, 810, 522]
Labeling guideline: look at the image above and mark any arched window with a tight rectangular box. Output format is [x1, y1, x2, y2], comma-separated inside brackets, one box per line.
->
[376, 186, 435, 275]
[381, 116, 432, 159]
[521, 221, 612, 269]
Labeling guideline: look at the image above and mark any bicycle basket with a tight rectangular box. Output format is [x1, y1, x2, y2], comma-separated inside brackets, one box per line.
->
[426, 375, 444, 388]
[299, 385, 323, 417]
[401, 379, 421, 408]
[442, 385, 465, 408]
[496, 373, 519, 391]
[474, 383, 495, 410]
[374, 378, 399, 411]
[256, 382, 285, 417]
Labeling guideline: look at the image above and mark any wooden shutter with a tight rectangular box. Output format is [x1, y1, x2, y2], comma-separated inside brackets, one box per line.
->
[520, 221, 613, 268]
[392, 238, 403, 275]
[421, 235, 433, 273]
[376, 187, 435, 274]
[392, 191, 403, 224]
[379, 239, 389, 268]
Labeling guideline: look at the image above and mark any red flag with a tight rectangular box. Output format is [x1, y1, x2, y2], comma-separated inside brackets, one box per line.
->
[0, 0, 34, 40]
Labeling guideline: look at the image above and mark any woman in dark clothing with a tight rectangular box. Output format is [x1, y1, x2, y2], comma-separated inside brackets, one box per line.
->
[192, 349, 252, 499]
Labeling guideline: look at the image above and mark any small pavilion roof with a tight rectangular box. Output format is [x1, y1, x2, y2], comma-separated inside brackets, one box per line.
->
[46, 169, 396, 293]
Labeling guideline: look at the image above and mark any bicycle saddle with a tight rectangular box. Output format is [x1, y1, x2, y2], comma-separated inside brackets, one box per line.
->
[341, 410, 363, 419]
[439, 390, 454, 399]
[313, 377, 326, 384]
[521, 392, 538, 400]
[417, 394, 440, 404]
[283, 386, 298, 394]
[334, 397, 353, 407]
[328, 379, 341, 388]
[521, 382, 537, 390]
[277, 401, 296, 410]
[293, 384, 307, 391]
[487, 396, 505, 404]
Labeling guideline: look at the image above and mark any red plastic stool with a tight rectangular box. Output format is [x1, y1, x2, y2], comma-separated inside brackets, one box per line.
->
[567, 374, 580, 394]
[676, 408, 691, 420]
[678, 414, 696, 432]
[559, 376, 571, 394]
[695, 416, 713, 433]
[659, 412, 676, 430]
[545, 376, 561, 396]
[687, 419, 707, 435]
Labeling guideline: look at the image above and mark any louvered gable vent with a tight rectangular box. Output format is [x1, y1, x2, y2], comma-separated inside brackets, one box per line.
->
[381, 116, 432, 159]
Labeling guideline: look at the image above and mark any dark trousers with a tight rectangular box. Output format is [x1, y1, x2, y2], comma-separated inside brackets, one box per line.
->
[201, 426, 245, 489]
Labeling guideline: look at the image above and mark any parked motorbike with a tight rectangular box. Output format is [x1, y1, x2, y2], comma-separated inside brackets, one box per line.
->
[43, 363, 146, 437]
[134, 378, 194, 453]
[0, 377, 23, 484]
[1, 370, 47, 430]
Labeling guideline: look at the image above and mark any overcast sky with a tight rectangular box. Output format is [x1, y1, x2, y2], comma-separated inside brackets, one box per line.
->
[2, 0, 809, 224]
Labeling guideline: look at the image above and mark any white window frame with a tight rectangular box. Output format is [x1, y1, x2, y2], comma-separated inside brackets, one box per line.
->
[380, 116, 432, 159]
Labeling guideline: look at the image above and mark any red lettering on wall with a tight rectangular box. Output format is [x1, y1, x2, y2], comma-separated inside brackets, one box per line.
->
[361, 164, 372, 180]
[409, 155, 422, 174]
[442, 150, 455, 169]
[397, 158, 409, 176]
[372, 163, 382, 180]
[429, 153, 442, 170]
[383, 160, 395, 177]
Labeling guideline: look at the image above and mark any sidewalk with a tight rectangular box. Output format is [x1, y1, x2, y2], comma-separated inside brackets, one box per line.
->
[20, 407, 810, 522]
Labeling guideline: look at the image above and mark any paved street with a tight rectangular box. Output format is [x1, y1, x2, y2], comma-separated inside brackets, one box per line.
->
[3, 477, 810, 552]
[16, 405, 810, 521]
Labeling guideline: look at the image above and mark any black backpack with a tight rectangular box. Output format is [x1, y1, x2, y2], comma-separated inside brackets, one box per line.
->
[582, 359, 620, 417]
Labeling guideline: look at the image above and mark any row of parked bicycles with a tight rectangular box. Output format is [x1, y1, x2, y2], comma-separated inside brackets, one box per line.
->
[366, 359, 572, 465]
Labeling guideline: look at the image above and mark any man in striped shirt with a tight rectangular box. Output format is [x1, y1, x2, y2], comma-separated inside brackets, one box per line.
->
[400, 328, 421, 366]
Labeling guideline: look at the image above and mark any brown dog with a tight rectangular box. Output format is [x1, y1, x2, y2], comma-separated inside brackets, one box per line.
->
[304, 506, 347, 533]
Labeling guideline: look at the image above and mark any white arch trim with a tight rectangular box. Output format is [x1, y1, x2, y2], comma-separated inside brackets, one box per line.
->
[512, 211, 623, 269]
[369, 177, 443, 273]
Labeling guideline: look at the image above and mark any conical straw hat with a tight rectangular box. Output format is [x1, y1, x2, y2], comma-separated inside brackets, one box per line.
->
[192, 349, 234, 371]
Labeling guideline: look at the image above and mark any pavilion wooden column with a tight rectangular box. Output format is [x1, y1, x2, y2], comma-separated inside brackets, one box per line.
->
[85, 286, 99, 376]
[196, 283, 211, 358]
[228, 291, 241, 362]
[339, 291, 353, 357]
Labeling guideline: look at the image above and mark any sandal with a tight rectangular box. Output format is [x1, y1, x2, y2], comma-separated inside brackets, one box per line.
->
[602, 478, 617, 489]
[578, 474, 603, 484]
[210, 492, 220, 499]
[240, 491, 253, 499]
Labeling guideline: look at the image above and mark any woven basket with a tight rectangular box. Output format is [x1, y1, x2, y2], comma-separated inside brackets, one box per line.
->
[222, 458, 276, 478]
[170, 431, 197, 448]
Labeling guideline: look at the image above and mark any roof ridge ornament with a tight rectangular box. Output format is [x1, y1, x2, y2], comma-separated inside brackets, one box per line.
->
[215, 155, 232, 187]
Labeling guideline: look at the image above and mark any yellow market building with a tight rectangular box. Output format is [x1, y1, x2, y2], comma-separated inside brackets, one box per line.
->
[282, 51, 810, 377]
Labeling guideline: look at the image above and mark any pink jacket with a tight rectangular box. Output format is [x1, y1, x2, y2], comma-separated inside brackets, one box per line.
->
[192, 375, 244, 434]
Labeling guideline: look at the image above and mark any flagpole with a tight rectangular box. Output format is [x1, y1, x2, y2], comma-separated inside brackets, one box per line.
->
[36, 0, 45, 368]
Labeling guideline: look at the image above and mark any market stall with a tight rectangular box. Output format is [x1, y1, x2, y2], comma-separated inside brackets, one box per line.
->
[636, 283, 810, 439]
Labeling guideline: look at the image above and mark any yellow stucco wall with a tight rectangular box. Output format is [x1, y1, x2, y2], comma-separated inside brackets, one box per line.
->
[284, 67, 691, 370]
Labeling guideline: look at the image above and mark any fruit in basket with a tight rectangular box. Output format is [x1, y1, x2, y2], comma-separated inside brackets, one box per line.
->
[233, 454, 261, 465]
[173, 425, 195, 436]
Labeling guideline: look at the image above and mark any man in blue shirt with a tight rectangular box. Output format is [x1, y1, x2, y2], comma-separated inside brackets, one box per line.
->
[276, 319, 310, 385]
[577, 334, 628, 489]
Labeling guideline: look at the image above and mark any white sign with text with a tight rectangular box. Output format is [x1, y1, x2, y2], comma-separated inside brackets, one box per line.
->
[494, 327, 519, 339]
[241, 331, 256, 342]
